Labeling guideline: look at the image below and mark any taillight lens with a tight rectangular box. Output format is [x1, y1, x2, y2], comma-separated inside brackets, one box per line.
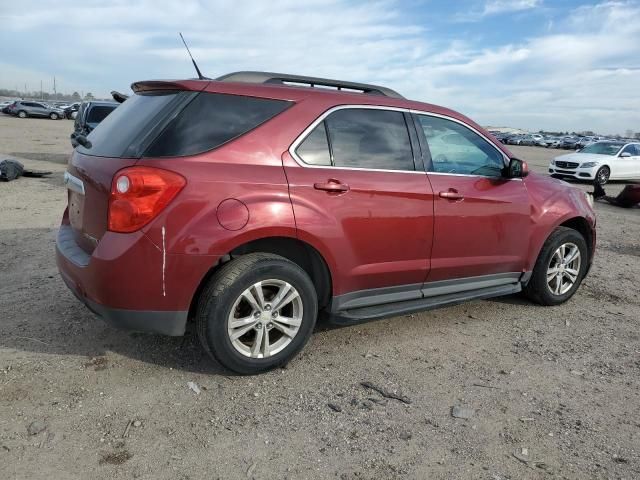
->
[108, 166, 185, 233]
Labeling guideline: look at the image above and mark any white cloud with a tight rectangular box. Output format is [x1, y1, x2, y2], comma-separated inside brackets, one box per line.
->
[483, 0, 542, 16]
[0, 0, 638, 134]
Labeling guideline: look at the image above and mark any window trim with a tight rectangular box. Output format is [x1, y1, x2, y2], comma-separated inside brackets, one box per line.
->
[289, 105, 510, 177]
[289, 105, 424, 174]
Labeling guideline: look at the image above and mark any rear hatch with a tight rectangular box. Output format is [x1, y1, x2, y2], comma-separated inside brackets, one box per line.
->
[65, 83, 202, 254]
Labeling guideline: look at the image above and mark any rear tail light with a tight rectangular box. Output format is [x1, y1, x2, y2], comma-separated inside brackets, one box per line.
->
[108, 166, 185, 233]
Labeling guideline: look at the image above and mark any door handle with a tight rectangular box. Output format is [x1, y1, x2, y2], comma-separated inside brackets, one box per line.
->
[439, 189, 464, 200]
[314, 180, 350, 193]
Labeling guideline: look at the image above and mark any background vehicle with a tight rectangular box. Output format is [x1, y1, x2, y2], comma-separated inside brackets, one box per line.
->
[63, 102, 80, 119]
[550, 141, 640, 184]
[11, 100, 65, 119]
[560, 137, 580, 149]
[56, 72, 596, 374]
[70, 100, 118, 146]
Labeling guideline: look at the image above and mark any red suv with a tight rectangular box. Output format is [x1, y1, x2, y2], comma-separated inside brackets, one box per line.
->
[56, 72, 596, 374]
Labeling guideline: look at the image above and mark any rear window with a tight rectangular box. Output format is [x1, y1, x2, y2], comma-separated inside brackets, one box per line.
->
[78, 91, 184, 158]
[144, 93, 290, 157]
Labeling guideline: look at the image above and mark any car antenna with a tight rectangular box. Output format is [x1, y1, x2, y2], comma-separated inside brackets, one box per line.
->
[179, 32, 208, 80]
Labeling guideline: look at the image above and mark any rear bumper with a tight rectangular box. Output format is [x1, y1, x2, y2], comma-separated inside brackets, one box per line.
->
[58, 267, 188, 336]
[56, 220, 220, 336]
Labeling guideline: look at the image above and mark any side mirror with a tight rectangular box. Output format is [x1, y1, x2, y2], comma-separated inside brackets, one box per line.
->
[504, 158, 529, 178]
[619, 152, 632, 158]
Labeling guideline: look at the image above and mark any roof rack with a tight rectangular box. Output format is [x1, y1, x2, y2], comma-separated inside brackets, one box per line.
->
[215, 71, 404, 99]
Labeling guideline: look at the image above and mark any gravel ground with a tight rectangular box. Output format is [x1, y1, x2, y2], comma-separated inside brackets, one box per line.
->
[0, 115, 638, 480]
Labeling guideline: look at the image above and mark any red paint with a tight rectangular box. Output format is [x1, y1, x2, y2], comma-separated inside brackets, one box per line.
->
[56, 77, 596, 317]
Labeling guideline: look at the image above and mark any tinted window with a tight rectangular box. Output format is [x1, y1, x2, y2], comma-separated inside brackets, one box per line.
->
[145, 93, 290, 158]
[295, 121, 331, 166]
[78, 91, 183, 158]
[417, 115, 504, 176]
[325, 109, 414, 171]
[620, 144, 639, 156]
[87, 105, 116, 125]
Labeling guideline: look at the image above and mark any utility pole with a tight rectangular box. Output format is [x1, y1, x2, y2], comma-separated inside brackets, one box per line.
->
[40, 80, 43, 100]
[53, 76, 57, 100]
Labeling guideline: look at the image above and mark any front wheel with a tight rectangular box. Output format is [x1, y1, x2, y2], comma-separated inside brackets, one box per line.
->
[595, 166, 610, 185]
[196, 253, 318, 374]
[524, 227, 588, 306]
[49, 112, 58, 120]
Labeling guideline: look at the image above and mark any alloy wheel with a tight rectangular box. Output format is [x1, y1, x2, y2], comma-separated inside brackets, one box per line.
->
[546, 242, 581, 295]
[227, 279, 303, 359]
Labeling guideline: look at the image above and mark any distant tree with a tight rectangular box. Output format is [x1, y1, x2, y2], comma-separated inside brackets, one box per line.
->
[71, 91, 81, 101]
[84, 92, 94, 100]
[634, 132, 640, 140]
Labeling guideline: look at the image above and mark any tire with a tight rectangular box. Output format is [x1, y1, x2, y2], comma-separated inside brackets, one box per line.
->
[70, 111, 77, 120]
[196, 253, 318, 374]
[49, 112, 58, 120]
[595, 166, 610, 185]
[17, 111, 27, 118]
[524, 226, 588, 306]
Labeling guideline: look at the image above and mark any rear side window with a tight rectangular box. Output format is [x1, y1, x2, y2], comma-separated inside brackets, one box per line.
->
[325, 109, 414, 171]
[144, 93, 290, 157]
[295, 121, 331, 166]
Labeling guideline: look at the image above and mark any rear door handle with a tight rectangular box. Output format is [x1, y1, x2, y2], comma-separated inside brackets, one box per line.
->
[314, 180, 350, 193]
[439, 189, 464, 200]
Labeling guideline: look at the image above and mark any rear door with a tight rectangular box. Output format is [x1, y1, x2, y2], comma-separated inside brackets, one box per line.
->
[30, 102, 47, 117]
[283, 106, 434, 298]
[414, 113, 531, 283]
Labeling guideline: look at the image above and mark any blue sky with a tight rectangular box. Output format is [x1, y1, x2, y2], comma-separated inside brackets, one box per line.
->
[1, 0, 639, 134]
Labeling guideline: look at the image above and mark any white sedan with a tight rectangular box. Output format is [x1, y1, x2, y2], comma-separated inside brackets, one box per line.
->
[549, 141, 640, 185]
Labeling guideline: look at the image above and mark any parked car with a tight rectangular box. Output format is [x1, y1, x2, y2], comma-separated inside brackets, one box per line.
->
[560, 137, 580, 149]
[544, 136, 562, 148]
[63, 102, 81, 119]
[56, 71, 596, 374]
[550, 141, 640, 184]
[70, 101, 118, 147]
[11, 101, 65, 119]
[575, 137, 596, 150]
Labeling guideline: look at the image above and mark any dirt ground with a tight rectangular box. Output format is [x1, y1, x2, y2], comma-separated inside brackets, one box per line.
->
[0, 115, 638, 480]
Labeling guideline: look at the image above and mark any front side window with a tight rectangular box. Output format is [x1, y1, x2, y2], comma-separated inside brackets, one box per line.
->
[417, 115, 505, 176]
[620, 144, 638, 156]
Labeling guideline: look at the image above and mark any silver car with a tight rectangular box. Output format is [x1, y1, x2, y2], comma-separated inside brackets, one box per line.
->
[12, 101, 65, 120]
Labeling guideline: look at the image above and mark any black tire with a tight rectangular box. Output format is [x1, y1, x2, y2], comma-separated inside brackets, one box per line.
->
[196, 253, 318, 374]
[50, 112, 58, 120]
[17, 110, 27, 118]
[524, 227, 588, 306]
[595, 166, 610, 185]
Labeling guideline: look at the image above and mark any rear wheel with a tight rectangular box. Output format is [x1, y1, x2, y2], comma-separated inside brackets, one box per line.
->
[524, 227, 588, 306]
[595, 166, 610, 185]
[196, 253, 318, 374]
[49, 112, 58, 120]
[17, 111, 27, 118]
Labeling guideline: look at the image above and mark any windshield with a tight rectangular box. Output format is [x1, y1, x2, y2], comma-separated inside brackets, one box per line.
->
[580, 142, 623, 156]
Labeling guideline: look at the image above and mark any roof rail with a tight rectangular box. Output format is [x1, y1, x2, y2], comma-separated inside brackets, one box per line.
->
[215, 71, 404, 99]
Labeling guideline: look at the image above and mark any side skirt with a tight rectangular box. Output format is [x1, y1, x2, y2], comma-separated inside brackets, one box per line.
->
[328, 273, 527, 326]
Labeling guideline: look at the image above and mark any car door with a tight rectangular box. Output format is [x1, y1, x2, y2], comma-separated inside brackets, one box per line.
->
[413, 113, 531, 284]
[30, 102, 46, 117]
[617, 144, 639, 179]
[283, 106, 434, 301]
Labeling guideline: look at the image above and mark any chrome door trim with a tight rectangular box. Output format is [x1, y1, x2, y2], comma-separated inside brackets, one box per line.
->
[287, 104, 512, 175]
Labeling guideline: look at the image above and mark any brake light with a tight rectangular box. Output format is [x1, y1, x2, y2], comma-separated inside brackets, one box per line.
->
[108, 166, 185, 233]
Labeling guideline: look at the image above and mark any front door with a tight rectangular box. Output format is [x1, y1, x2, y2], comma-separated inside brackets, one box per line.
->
[283, 107, 434, 297]
[414, 113, 531, 283]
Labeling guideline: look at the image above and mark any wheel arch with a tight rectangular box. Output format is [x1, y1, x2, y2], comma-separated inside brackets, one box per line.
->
[188, 236, 333, 321]
[559, 216, 594, 261]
